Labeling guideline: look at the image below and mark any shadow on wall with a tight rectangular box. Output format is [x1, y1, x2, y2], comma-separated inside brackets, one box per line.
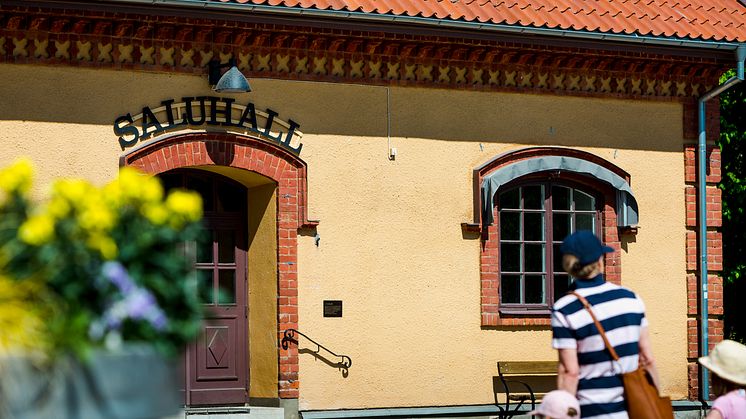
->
[0, 65, 684, 153]
[281, 329, 352, 378]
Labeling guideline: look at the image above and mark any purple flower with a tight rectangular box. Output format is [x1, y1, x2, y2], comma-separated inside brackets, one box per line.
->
[90, 262, 170, 340]
[124, 288, 168, 331]
[101, 261, 135, 294]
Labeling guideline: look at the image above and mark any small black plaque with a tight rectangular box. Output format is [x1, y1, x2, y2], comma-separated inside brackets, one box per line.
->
[323, 300, 343, 317]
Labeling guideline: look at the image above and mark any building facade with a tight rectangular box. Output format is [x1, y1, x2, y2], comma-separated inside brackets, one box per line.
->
[1, 0, 744, 417]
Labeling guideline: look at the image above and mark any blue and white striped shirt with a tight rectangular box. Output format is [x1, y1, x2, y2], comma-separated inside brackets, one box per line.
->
[551, 274, 648, 419]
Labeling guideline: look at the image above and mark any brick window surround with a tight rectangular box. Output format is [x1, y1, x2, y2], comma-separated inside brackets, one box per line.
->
[478, 147, 629, 327]
[122, 132, 314, 399]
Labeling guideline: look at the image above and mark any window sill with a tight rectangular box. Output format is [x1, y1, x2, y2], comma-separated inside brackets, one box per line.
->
[483, 307, 552, 326]
[498, 309, 552, 316]
[481, 312, 552, 327]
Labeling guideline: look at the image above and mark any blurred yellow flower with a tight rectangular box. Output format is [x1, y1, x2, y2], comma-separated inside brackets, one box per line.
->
[141, 177, 164, 203]
[47, 196, 71, 218]
[166, 190, 203, 224]
[142, 203, 169, 225]
[52, 179, 94, 207]
[0, 158, 34, 194]
[87, 234, 118, 260]
[102, 179, 122, 207]
[19, 214, 55, 246]
[0, 277, 48, 356]
[79, 201, 116, 232]
[118, 167, 147, 202]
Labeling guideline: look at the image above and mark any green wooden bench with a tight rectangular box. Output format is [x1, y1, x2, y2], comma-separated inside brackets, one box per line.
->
[494, 361, 558, 418]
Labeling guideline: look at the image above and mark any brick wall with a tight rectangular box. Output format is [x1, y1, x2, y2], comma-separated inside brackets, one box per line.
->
[123, 133, 313, 399]
[683, 144, 724, 400]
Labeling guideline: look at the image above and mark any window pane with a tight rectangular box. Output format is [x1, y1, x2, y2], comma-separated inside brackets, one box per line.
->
[523, 185, 544, 209]
[574, 190, 595, 211]
[217, 181, 245, 212]
[501, 275, 521, 304]
[553, 244, 564, 272]
[500, 212, 520, 241]
[553, 213, 571, 243]
[501, 243, 521, 272]
[196, 232, 212, 263]
[525, 275, 545, 304]
[500, 188, 520, 209]
[524, 212, 544, 241]
[576, 214, 595, 232]
[553, 274, 572, 302]
[196, 269, 214, 304]
[218, 270, 236, 304]
[525, 244, 545, 273]
[553, 186, 571, 210]
[186, 175, 213, 211]
[218, 230, 235, 263]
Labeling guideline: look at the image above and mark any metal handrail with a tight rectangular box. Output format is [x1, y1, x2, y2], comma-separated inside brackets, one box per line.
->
[281, 329, 352, 369]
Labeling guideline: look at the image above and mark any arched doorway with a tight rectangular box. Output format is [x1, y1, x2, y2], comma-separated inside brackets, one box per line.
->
[122, 133, 316, 404]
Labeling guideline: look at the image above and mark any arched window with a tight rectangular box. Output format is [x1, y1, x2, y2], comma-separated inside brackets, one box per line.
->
[473, 148, 636, 326]
[498, 180, 601, 311]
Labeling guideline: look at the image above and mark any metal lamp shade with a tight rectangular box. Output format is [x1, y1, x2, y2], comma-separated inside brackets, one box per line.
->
[214, 66, 251, 93]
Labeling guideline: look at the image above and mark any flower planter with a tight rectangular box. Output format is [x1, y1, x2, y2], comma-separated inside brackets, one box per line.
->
[0, 345, 182, 419]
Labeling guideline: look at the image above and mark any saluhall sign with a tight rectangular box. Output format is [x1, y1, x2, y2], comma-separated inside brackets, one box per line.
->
[114, 96, 304, 154]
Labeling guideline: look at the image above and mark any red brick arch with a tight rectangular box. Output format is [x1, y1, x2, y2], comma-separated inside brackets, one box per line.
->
[122, 133, 312, 398]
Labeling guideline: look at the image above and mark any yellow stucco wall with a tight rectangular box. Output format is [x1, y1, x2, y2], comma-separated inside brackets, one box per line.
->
[0, 63, 689, 408]
[247, 183, 280, 399]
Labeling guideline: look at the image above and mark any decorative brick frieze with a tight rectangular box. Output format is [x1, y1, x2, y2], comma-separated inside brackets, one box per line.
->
[477, 148, 627, 327]
[0, 5, 725, 100]
[123, 133, 310, 399]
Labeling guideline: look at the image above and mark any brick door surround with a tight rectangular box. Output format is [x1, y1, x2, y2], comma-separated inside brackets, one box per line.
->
[122, 132, 313, 399]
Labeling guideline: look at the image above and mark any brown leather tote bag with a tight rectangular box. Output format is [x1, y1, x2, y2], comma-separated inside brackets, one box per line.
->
[571, 292, 674, 419]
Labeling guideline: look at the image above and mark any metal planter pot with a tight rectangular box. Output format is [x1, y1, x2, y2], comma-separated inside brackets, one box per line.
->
[0, 345, 182, 419]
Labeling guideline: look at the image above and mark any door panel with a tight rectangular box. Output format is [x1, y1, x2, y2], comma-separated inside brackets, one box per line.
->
[197, 318, 241, 380]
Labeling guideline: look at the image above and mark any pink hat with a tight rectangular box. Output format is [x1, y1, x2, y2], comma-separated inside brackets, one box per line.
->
[528, 390, 580, 418]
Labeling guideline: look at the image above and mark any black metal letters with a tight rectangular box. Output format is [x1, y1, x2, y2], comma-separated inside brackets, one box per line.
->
[113, 96, 303, 154]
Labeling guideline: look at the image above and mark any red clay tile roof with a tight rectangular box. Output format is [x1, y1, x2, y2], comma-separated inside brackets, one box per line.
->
[219, 0, 746, 43]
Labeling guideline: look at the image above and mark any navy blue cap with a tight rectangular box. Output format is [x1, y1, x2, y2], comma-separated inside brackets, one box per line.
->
[560, 231, 614, 266]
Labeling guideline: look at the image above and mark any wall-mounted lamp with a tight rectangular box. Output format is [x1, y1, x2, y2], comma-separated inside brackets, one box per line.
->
[208, 58, 251, 93]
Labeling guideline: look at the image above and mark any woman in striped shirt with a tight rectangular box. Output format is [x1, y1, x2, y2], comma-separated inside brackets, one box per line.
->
[551, 231, 661, 418]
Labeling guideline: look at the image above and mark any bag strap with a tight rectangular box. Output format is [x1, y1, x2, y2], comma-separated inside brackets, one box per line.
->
[570, 292, 620, 361]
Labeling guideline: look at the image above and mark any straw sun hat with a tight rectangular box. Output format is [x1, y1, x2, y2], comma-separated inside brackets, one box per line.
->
[698, 339, 746, 386]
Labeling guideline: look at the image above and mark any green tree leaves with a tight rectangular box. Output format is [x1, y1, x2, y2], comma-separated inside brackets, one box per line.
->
[718, 69, 746, 343]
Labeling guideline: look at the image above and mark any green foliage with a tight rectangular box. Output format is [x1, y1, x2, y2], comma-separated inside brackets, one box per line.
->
[718, 69, 746, 343]
[0, 162, 206, 359]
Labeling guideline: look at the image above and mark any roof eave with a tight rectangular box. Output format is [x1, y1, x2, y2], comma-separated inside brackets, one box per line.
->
[100, 0, 744, 50]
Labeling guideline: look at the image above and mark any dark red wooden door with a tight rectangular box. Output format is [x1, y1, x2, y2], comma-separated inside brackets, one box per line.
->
[187, 218, 248, 405]
[161, 171, 249, 406]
